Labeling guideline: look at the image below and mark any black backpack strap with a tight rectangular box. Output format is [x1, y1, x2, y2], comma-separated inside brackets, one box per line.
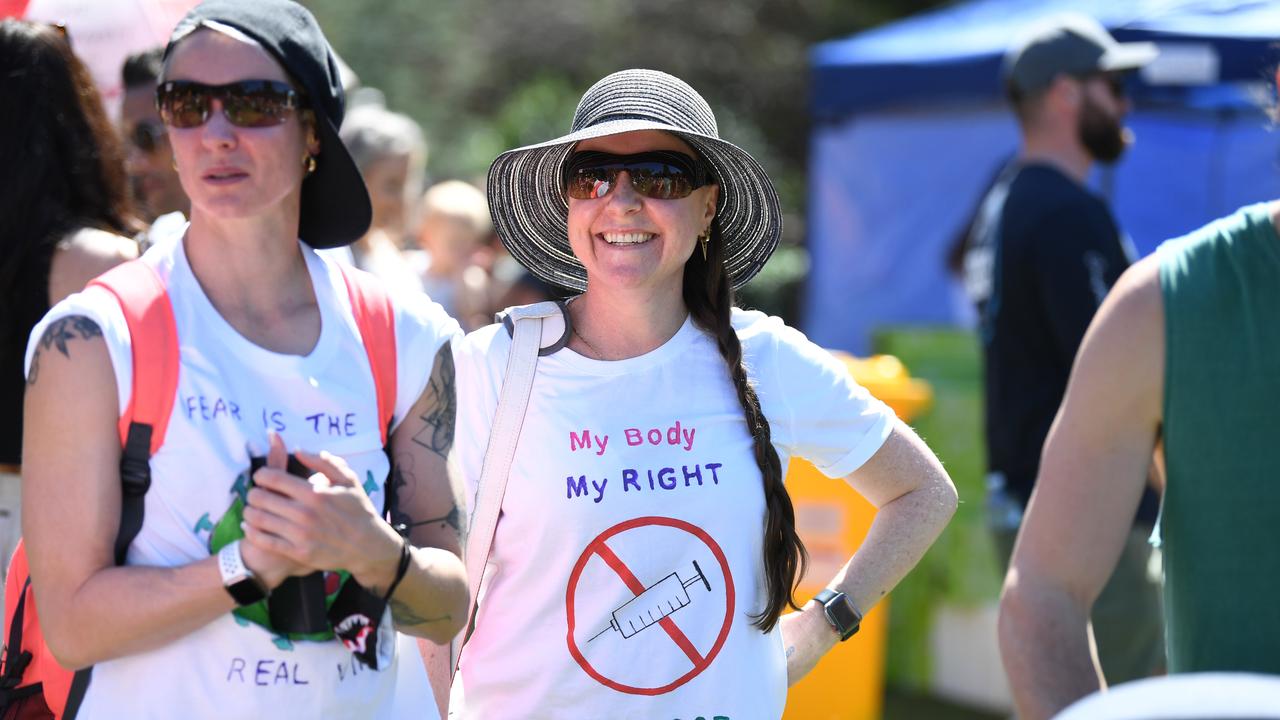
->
[0, 577, 43, 709]
[62, 667, 90, 719]
[0, 578, 34, 692]
[114, 422, 153, 565]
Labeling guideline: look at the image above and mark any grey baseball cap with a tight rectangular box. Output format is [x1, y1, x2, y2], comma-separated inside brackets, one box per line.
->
[1004, 14, 1158, 97]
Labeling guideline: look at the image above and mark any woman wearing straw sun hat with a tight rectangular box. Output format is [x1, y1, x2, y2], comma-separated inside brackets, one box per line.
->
[20, 1, 466, 716]
[450, 69, 958, 718]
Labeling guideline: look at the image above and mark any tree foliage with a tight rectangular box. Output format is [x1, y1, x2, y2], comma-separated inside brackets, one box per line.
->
[306, 0, 947, 215]
[304, 0, 947, 320]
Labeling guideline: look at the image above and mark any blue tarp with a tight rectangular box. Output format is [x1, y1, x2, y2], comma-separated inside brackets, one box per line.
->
[811, 0, 1280, 118]
[803, 0, 1280, 354]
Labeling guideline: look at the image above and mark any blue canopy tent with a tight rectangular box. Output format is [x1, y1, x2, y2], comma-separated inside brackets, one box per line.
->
[804, 0, 1280, 353]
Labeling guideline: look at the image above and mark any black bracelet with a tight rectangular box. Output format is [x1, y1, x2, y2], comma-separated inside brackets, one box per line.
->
[382, 534, 412, 603]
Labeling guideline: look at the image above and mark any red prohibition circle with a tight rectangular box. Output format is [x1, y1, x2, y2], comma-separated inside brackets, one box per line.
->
[564, 515, 735, 695]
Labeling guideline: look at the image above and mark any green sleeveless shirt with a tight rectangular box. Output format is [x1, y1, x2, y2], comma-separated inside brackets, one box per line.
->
[1158, 202, 1280, 674]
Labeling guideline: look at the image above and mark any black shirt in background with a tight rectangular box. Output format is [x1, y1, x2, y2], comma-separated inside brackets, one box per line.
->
[964, 162, 1156, 524]
[0, 245, 54, 466]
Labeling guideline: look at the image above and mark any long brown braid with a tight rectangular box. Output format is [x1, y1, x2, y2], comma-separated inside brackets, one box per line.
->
[683, 220, 807, 633]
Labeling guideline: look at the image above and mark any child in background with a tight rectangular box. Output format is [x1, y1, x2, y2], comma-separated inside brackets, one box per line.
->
[408, 180, 493, 329]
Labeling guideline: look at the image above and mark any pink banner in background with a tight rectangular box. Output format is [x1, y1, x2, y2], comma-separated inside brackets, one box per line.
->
[0, 0, 32, 18]
[20, 0, 199, 118]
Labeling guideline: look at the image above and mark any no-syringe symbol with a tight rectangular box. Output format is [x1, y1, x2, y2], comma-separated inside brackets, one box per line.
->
[565, 516, 735, 696]
[588, 560, 712, 642]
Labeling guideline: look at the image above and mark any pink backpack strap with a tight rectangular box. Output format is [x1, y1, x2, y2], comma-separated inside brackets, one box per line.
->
[337, 264, 397, 445]
[49, 260, 179, 717]
[87, 260, 180, 453]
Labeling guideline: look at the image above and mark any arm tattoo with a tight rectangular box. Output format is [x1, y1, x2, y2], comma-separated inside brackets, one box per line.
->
[387, 455, 466, 540]
[387, 464, 414, 535]
[27, 316, 102, 385]
[412, 343, 456, 459]
[409, 505, 462, 534]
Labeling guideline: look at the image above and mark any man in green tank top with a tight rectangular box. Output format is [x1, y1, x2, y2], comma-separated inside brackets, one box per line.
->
[997, 198, 1280, 719]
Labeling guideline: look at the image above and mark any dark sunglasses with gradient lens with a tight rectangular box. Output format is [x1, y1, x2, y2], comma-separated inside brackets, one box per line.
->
[156, 80, 301, 129]
[564, 150, 712, 201]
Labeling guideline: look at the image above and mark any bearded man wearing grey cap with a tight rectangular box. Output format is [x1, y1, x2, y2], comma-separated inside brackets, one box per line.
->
[960, 12, 1164, 696]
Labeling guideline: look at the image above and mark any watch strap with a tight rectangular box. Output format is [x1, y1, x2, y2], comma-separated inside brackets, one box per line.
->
[814, 588, 862, 641]
[218, 540, 268, 606]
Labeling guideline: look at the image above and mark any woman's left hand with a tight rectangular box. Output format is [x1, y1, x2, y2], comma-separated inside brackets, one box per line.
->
[779, 600, 840, 686]
[243, 447, 401, 591]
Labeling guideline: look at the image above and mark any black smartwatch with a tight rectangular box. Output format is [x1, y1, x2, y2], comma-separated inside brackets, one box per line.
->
[218, 540, 269, 607]
[814, 589, 862, 641]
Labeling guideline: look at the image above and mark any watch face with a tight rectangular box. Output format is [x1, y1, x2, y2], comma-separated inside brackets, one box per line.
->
[828, 597, 859, 630]
[822, 593, 861, 640]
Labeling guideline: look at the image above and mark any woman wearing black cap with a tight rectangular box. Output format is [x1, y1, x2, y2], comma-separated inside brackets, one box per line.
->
[20, 1, 466, 716]
[450, 69, 957, 717]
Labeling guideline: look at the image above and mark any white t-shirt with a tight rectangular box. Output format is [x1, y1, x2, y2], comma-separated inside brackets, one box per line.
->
[25, 226, 458, 719]
[451, 309, 894, 719]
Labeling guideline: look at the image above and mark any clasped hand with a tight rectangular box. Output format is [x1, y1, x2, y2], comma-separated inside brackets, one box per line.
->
[239, 433, 399, 592]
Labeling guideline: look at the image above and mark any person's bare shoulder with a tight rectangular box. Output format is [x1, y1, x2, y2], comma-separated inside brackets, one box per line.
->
[1113, 253, 1162, 312]
[48, 227, 140, 304]
[1085, 253, 1164, 389]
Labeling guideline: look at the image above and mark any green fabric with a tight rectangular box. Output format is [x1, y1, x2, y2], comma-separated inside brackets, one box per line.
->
[207, 472, 349, 643]
[1158, 202, 1280, 674]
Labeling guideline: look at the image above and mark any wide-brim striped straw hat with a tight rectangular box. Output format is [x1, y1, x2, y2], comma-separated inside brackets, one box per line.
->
[486, 69, 782, 292]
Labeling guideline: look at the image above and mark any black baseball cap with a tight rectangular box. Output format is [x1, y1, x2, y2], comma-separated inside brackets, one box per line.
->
[163, 0, 371, 248]
[1004, 14, 1158, 98]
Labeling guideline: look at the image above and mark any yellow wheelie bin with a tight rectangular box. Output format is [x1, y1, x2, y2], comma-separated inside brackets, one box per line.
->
[783, 353, 931, 720]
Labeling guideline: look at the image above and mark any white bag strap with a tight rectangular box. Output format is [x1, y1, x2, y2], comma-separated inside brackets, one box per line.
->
[453, 300, 567, 672]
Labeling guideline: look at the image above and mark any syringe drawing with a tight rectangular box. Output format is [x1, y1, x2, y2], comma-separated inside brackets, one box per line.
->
[589, 560, 713, 642]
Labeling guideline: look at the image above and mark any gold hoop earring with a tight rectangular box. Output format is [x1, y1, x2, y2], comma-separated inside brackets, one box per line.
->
[698, 230, 709, 261]
[304, 155, 317, 175]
